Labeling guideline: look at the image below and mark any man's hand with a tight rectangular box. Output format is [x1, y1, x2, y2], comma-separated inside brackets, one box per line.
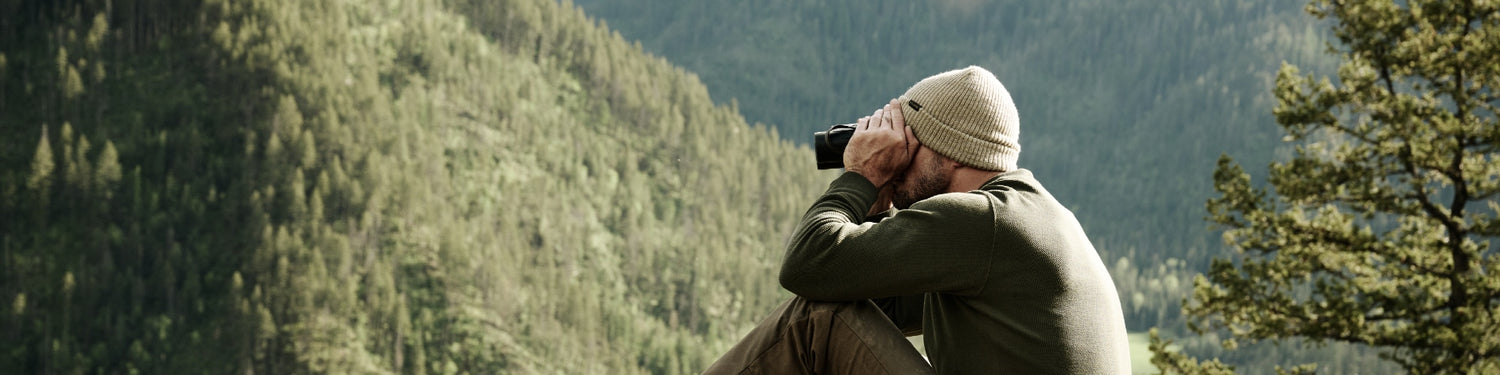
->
[844, 98, 919, 189]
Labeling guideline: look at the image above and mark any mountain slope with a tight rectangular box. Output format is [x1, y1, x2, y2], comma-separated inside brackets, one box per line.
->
[0, 0, 825, 373]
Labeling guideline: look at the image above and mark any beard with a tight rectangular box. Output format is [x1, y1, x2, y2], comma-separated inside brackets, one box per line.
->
[893, 154, 951, 210]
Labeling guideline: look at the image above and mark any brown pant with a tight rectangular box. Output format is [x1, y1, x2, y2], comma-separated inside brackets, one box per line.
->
[703, 297, 935, 375]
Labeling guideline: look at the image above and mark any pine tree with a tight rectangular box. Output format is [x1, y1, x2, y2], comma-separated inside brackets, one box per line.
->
[1154, 0, 1500, 373]
[95, 140, 122, 198]
[27, 126, 54, 194]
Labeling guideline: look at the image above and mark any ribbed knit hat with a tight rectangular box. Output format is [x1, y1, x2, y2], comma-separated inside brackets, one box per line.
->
[899, 66, 1020, 172]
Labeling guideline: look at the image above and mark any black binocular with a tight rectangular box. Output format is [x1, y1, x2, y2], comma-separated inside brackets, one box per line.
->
[812, 123, 856, 169]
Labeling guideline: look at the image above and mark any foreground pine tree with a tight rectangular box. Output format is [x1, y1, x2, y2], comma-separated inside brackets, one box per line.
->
[1154, 0, 1500, 373]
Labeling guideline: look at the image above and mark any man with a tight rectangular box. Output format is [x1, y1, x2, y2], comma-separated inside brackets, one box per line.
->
[705, 66, 1130, 374]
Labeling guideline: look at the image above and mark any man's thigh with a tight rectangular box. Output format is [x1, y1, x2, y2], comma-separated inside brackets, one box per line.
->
[703, 297, 933, 375]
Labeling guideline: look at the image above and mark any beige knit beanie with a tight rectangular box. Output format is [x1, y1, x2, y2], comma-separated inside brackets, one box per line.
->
[899, 66, 1020, 172]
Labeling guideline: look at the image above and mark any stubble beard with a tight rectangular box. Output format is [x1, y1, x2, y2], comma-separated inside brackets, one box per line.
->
[893, 155, 950, 210]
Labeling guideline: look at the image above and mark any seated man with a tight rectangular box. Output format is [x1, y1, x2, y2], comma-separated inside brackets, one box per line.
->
[705, 66, 1131, 374]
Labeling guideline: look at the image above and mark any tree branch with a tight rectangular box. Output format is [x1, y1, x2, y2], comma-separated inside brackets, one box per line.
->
[1399, 144, 1463, 237]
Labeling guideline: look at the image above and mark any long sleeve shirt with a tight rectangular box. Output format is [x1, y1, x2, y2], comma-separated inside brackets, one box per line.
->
[779, 170, 1131, 374]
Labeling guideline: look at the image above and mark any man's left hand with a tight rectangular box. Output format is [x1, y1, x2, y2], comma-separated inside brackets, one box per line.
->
[844, 98, 918, 188]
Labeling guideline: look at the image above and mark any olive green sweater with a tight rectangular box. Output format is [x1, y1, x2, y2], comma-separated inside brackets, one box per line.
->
[779, 170, 1130, 374]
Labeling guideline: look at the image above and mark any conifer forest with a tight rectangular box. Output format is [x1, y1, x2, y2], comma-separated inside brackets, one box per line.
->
[2, 0, 1496, 373]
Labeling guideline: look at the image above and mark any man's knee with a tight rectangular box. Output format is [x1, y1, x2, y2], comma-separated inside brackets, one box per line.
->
[704, 297, 930, 375]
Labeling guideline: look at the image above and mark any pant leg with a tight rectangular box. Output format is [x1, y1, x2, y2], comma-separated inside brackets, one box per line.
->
[703, 296, 935, 375]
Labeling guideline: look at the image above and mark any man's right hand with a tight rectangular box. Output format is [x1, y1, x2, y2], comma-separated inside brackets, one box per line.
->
[844, 99, 919, 189]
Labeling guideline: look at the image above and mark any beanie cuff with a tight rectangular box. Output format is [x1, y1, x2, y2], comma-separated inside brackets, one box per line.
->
[903, 99, 1019, 172]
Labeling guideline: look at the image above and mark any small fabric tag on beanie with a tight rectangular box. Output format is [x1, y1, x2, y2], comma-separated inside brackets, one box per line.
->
[907, 100, 923, 111]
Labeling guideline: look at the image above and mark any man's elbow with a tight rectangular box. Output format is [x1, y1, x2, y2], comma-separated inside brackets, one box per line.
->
[778, 267, 841, 301]
[778, 227, 843, 300]
[778, 266, 807, 295]
[778, 266, 820, 299]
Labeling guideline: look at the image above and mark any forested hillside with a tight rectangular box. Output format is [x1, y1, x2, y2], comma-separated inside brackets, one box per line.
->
[1, 0, 829, 373]
[572, 0, 1396, 372]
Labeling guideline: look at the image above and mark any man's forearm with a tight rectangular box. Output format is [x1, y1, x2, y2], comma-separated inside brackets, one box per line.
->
[778, 172, 879, 299]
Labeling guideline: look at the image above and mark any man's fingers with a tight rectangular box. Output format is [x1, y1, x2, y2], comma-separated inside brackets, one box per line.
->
[843, 102, 911, 187]
[880, 103, 895, 129]
[893, 98, 916, 156]
[890, 98, 906, 130]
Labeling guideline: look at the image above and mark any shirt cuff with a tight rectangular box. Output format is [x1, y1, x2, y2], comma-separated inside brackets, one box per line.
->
[830, 171, 880, 218]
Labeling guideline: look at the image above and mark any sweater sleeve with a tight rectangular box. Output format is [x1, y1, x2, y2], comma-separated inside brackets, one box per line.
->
[779, 172, 996, 301]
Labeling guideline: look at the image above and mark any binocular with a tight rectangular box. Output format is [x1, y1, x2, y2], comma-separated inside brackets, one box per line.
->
[812, 123, 856, 169]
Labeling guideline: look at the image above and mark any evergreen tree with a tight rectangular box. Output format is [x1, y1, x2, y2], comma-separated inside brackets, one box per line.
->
[27, 126, 53, 194]
[1154, 0, 1500, 373]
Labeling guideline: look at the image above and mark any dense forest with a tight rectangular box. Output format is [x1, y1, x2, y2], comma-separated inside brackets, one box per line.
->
[1, 0, 832, 373]
[571, 0, 1399, 372]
